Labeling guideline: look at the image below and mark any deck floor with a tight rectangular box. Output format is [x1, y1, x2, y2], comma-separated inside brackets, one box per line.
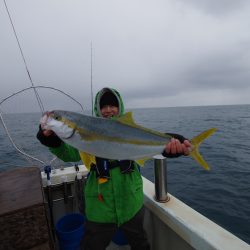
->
[106, 242, 131, 250]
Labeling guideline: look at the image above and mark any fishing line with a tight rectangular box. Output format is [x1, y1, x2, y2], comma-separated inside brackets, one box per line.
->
[0, 85, 84, 110]
[0, 86, 84, 168]
[2, 1, 85, 168]
[0, 107, 45, 165]
[3, 0, 44, 112]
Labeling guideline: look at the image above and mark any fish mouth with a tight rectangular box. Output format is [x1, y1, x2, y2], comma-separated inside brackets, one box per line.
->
[40, 111, 58, 130]
[40, 112, 51, 130]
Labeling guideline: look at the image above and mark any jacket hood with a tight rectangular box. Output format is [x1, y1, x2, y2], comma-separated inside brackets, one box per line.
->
[94, 87, 124, 117]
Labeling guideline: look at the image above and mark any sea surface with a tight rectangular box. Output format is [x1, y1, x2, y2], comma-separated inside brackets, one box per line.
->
[0, 104, 250, 244]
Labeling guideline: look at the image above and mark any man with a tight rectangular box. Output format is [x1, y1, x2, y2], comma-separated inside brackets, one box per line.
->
[37, 87, 191, 250]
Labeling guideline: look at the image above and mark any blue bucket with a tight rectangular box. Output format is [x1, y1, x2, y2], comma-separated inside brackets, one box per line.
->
[112, 229, 128, 246]
[56, 213, 85, 250]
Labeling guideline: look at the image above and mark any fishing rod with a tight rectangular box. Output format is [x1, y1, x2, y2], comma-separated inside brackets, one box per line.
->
[2, 0, 47, 167]
[2, 0, 85, 167]
[3, 0, 44, 113]
[90, 42, 94, 116]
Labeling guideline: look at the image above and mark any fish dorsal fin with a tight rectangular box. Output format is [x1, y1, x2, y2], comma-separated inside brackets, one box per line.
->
[116, 112, 137, 126]
[116, 111, 169, 138]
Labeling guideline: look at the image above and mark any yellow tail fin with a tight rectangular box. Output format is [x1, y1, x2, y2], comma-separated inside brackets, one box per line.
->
[190, 128, 217, 170]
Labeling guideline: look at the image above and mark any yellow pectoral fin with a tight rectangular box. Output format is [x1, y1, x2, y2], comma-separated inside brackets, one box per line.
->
[190, 128, 217, 170]
[135, 158, 150, 167]
[79, 151, 96, 170]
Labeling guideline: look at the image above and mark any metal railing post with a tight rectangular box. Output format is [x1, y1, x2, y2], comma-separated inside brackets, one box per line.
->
[153, 155, 170, 202]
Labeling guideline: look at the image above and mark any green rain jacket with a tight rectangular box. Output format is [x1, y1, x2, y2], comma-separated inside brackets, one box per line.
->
[49, 88, 143, 226]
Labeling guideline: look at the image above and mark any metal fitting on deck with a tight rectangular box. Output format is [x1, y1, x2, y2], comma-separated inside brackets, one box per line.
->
[153, 155, 170, 203]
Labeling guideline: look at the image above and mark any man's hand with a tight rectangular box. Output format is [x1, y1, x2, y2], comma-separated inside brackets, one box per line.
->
[42, 129, 54, 137]
[40, 111, 54, 137]
[164, 138, 192, 156]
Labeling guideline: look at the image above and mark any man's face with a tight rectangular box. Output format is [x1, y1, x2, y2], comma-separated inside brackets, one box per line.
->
[100, 105, 119, 118]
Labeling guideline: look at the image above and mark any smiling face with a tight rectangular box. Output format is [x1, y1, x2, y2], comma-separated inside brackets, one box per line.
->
[100, 105, 119, 118]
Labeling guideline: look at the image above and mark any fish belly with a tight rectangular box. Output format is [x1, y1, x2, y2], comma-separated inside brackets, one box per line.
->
[64, 133, 165, 160]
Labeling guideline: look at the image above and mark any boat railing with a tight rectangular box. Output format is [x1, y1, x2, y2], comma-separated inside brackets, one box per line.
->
[40, 161, 250, 250]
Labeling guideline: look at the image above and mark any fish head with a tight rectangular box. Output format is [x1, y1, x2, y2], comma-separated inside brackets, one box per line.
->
[40, 111, 75, 139]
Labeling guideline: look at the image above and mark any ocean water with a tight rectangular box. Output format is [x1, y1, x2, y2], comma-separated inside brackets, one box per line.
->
[0, 104, 250, 244]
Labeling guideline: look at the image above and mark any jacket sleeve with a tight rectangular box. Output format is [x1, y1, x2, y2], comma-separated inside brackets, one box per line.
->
[37, 126, 81, 162]
[162, 133, 188, 158]
[49, 143, 81, 162]
[37, 125, 62, 147]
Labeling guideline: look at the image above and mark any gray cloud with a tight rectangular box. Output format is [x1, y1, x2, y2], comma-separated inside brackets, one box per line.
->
[1, 0, 250, 111]
[176, 0, 250, 15]
[185, 48, 250, 89]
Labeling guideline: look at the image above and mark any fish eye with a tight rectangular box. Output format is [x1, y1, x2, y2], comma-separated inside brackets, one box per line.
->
[55, 116, 60, 120]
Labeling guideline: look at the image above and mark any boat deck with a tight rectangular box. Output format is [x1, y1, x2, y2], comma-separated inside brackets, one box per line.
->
[1, 166, 249, 250]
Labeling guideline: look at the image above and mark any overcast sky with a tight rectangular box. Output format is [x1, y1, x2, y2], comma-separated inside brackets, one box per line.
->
[1, 0, 250, 112]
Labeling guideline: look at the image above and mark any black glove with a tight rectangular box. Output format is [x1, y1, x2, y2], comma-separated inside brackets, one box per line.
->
[162, 133, 188, 158]
[36, 125, 62, 148]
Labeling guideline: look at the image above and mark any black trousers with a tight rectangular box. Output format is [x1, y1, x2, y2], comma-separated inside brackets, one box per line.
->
[82, 207, 150, 250]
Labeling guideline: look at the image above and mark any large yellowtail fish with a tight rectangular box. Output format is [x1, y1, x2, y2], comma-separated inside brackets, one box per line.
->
[41, 110, 217, 170]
